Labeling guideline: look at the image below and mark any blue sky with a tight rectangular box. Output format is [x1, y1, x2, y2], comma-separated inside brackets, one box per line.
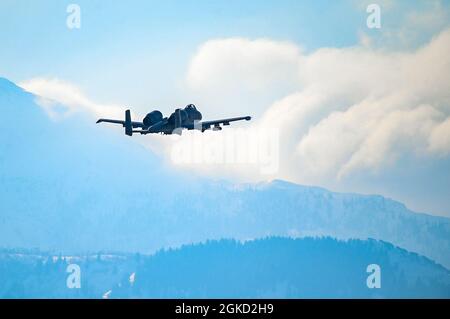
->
[1, 0, 450, 217]
[0, 0, 364, 108]
[1, 0, 447, 101]
[1, 0, 448, 108]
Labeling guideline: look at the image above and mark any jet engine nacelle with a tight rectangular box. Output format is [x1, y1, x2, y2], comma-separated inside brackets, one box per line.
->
[143, 110, 163, 127]
[168, 108, 188, 127]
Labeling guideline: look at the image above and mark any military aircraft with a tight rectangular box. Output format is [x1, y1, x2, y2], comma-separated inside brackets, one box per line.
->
[96, 104, 251, 136]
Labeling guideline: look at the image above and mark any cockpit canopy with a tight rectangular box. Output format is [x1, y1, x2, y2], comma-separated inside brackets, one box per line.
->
[184, 104, 202, 121]
[185, 104, 197, 110]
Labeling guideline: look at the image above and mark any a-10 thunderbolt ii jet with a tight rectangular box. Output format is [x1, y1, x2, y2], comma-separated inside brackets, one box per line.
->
[96, 104, 251, 136]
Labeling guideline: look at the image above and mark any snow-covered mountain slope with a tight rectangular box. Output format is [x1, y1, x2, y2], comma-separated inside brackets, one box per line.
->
[0, 77, 449, 268]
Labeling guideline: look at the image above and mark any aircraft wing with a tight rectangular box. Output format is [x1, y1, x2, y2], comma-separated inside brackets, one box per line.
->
[96, 118, 145, 128]
[196, 116, 251, 131]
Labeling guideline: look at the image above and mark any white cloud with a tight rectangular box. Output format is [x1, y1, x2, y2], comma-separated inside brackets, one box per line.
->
[184, 29, 450, 184]
[186, 38, 302, 119]
[429, 117, 450, 155]
[19, 78, 124, 120]
[18, 77, 184, 158]
[22, 29, 450, 184]
[187, 38, 301, 92]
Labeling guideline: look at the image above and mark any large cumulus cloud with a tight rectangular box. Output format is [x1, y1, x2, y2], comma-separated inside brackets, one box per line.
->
[186, 30, 450, 180]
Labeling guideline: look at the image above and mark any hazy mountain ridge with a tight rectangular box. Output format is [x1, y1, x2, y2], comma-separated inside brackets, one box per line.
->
[1, 237, 449, 298]
[0, 77, 449, 269]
